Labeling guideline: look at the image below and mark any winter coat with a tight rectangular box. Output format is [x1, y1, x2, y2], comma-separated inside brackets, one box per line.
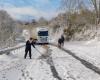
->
[58, 38, 62, 44]
[61, 35, 65, 42]
[25, 40, 35, 50]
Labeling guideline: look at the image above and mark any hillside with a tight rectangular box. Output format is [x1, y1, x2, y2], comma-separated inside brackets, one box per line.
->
[0, 10, 22, 49]
[49, 11, 100, 41]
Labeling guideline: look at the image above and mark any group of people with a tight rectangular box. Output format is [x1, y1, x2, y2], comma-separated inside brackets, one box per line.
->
[24, 34, 65, 59]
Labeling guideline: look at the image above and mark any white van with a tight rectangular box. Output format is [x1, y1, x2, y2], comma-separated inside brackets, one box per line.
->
[37, 27, 49, 44]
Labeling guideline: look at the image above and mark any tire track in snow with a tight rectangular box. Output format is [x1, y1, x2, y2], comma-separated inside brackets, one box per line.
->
[47, 57, 62, 80]
[39, 47, 62, 80]
[50, 43, 100, 75]
[62, 48, 100, 75]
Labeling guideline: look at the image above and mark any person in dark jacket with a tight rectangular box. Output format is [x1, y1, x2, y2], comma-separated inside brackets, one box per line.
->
[58, 35, 65, 48]
[24, 37, 35, 59]
[61, 35, 65, 46]
[58, 38, 62, 48]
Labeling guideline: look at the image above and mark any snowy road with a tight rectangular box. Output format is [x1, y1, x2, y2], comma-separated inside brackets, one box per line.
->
[0, 44, 100, 80]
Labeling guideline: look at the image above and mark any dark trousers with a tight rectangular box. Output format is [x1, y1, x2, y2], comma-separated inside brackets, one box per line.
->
[58, 43, 61, 48]
[58, 42, 64, 48]
[24, 49, 31, 59]
[61, 41, 64, 47]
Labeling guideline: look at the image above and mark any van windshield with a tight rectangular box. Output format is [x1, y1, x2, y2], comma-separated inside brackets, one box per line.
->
[38, 31, 48, 36]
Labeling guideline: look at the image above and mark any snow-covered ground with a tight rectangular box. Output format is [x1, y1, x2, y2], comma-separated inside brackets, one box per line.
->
[0, 40, 100, 80]
[51, 46, 100, 80]
[0, 46, 50, 80]
[64, 40, 100, 68]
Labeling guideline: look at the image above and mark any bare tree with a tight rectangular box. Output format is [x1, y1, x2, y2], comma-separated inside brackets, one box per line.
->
[0, 10, 18, 48]
[60, 0, 88, 27]
[38, 17, 48, 26]
[89, 0, 100, 24]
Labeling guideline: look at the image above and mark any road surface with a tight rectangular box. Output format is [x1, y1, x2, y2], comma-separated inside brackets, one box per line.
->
[0, 45, 100, 80]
